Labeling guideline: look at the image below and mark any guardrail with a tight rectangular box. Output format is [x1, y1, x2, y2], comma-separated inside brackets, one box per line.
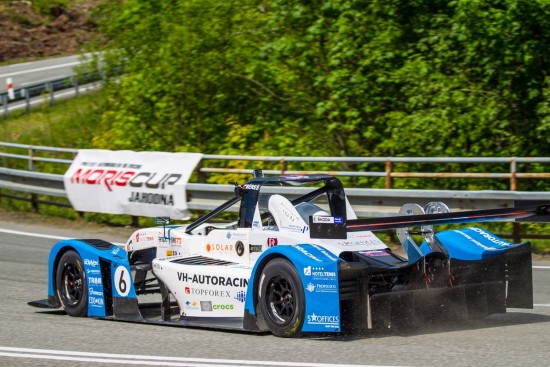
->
[2, 142, 550, 189]
[1, 72, 102, 118]
[1, 142, 549, 242]
[0, 151, 550, 242]
[1, 141, 549, 209]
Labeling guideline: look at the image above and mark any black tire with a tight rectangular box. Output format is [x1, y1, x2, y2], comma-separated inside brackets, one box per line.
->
[56, 250, 88, 317]
[258, 258, 304, 337]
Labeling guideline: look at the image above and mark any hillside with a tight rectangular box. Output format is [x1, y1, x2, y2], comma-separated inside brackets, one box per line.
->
[0, 0, 104, 62]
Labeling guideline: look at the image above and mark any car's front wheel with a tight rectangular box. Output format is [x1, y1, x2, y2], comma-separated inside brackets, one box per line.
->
[56, 250, 88, 317]
[258, 258, 304, 337]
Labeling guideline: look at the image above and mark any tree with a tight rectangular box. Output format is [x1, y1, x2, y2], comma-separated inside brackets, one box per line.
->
[92, 0, 550, 168]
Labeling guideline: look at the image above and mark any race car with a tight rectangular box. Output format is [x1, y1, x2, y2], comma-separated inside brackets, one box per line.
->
[29, 171, 550, 337]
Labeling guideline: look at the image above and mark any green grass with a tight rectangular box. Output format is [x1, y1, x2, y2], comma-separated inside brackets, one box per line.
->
[0, 91, 103, 147]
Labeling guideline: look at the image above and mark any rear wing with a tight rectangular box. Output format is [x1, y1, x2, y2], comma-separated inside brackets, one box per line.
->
[309, 202, 550, 239]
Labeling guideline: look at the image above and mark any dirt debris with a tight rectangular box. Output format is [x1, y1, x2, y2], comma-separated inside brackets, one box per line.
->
[0, 0, 104, 62]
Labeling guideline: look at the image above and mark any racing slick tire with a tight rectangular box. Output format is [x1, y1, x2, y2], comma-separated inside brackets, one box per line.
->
[56, 250, 88, 317]
[258, 258, 305, 337]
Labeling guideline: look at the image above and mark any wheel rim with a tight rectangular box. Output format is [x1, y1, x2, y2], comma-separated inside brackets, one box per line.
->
[61, 263, 84, 307]
[266, 275, 296, 326]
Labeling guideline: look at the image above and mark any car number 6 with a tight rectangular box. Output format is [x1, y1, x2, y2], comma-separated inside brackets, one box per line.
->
[114, 265, 131, 297]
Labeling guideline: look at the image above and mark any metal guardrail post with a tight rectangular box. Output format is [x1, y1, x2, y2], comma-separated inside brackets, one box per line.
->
[47, 82, 54, 106]
[71, 76, 80, 97]
[510, 157, 521, 242]
[279, 157, 287, 175]
[197, 160, 205, 183]
[510, 157, 517, 191]
[22, 88, 31, 113]
[385, 159, 393, 189]
[28, 146, 39, 212]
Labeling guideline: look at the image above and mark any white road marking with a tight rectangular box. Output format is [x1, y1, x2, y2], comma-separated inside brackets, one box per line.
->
[0, 346, 398, 367]
[534, 304, 550, 307]
[533, 266, 550, 269]
[0, 228, 68, 240]
[0, 61, 81, 78]
[0, 228, 123, 246]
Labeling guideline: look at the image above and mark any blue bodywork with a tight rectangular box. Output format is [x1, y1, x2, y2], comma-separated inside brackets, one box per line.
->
[244, 244, 341, 333]
[47, 239, 136, 318]
[420, 227, 520, 260]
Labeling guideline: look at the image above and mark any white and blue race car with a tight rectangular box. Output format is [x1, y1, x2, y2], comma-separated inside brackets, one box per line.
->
[29, 171, 548, 337]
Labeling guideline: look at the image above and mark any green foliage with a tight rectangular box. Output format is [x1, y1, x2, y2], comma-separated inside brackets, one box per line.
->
[89, 0, 550, 171]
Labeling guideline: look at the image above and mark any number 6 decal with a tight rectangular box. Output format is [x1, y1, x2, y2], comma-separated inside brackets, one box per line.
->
[114, 265, 131, 297]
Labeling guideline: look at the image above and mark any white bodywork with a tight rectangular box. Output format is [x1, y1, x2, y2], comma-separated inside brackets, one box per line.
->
[124, 194, 388, 318]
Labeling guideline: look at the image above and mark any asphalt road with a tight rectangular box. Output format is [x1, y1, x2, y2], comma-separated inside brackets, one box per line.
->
[0, 55, 91, 93]
[0, 220, 549, 367]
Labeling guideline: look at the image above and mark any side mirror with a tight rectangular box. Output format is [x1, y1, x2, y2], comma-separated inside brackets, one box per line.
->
[155, 217, 170, 225]
[155, 217, 171, 239]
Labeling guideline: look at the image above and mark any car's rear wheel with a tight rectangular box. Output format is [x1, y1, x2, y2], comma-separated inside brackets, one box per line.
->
[258, 258, 304, 337]
[56, 250, 88, 317]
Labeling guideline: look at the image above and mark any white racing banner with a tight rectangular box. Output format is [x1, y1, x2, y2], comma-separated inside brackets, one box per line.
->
[64, 150, 203, 220]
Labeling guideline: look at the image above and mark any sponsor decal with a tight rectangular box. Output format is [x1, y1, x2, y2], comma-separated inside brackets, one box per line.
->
[243, 184, 260, 191]
[84, 259, 99, 267]
[170, 237, 182, 246]
[89, 288, 104, 297]
[236, 241, 245, 256]
[249, 244, 262, 253]
[80, 161, 142, 169]
[468, 227, 512, 247]
[184, 287, 231, 298]
[166, 250, 180, 256]
[206, 243, 234, 254]
[267, 238, 278, 247]
[213, 304, 234, 310]
[177, 272, 249, 287]
[86, 268, 101, 275]
[128, 192, 175, 205]
[185, 301, 200, 310]
[307, 313, 339, 328]
[306, 282, 337, 293]
[312, 216, 334, 223]
[136, 233, 155, 243]
[200, 301, 212, 311]
[359, 250, 389, 257]
[88, 277, 102, 286]
[235, 291, 246, 303]
[70, 167, 182, 193]
[228, 232, 248, 239]
[303, 266, 336, 279]
[337, 240, 381, 246]
[89, 296, 104, 307]
[111, 247, 120, 256]
[64, 151, 202, 220]
[452, 230, 498, 251]
[295, 245, 322, 262]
